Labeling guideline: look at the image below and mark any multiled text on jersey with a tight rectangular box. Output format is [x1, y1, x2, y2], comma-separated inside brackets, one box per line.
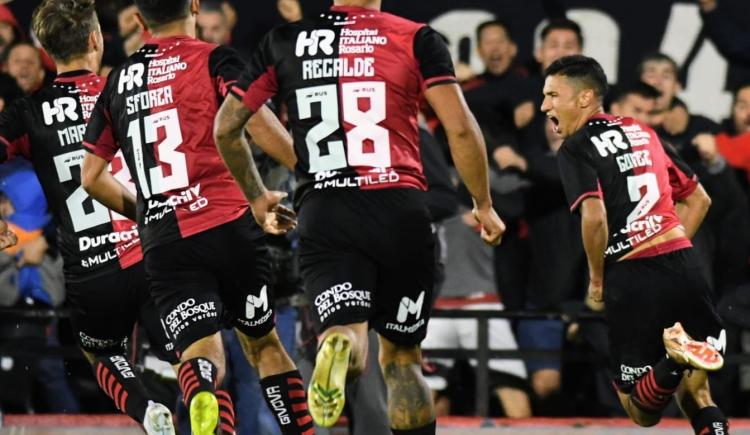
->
[126, 85, 174, 115]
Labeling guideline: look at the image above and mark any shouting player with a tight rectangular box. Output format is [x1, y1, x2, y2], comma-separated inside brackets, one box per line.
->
[0, 1, 177, 433]
[214, 0, 504, 432]
[81, 1, 312, 434]
[544, 55, 728, 434]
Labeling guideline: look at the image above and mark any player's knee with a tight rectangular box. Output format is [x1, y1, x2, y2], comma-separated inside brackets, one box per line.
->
[379, 339, 421, 368]
[237, 329, 286, 368]
[531, 369, 561, 399]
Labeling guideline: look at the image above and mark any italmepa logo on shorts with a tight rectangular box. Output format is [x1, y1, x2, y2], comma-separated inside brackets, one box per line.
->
[385, 291, 426, 334]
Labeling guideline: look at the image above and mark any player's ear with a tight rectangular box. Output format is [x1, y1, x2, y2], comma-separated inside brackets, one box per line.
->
[578, 89, 594, 108]
[134, 12, 148, 32]
[191, 0, 201, 15]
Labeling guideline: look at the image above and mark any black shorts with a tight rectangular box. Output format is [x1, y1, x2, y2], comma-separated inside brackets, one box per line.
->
[65, 262, 178, 364]
[144, 212, 273, 355]
[298, 188, 435, 346]
[605, 248, 725, 390]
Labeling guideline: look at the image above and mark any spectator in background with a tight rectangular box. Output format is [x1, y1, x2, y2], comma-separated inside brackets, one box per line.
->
[5, 42, 45, 95]
[0, 6, 23, 67]
[716, 83, 750, 185]
[421, 186, 530, 419]
[0, 72, 22, 112]
[0, 159, 79, 414]
[638, 52, 681, 127]
[198, 0, 232, 46]
[117, 5, 146, 56]
[639, 54, 750, 296]
[699, 0, 750, 67]
[608, 82, 661, 125]
[277, 0, 302, 23]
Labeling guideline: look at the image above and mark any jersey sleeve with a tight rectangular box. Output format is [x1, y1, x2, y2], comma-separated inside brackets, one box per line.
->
[557, 135, 602, 212]
[209, 45, 249, 100]
[83, 75, 118, 161]
[0, 99, 30, 162]
[231, 31, 278, 113]
[662, 141, 698, 201]
[413, 26, 456, 89]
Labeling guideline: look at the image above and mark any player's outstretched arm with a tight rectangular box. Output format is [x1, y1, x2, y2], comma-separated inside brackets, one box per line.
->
[675, 183, 711, 239]
[81, 153, 137, 221]
[425, 83, 505, 246]
[247, 105, 297, 171]
[580, 197, 608, 304]
[0, 219, 18, 250]
[214, 94, 296, 235]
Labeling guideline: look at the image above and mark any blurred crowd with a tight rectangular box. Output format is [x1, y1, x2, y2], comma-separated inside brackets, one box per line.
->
[0, 0, 749, 428]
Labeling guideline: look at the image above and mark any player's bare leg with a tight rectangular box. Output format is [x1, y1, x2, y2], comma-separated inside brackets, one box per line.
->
[675, 368, 730, 434]
[178, 333, 226, 435]
[237, 328, 314, 434]
[308, 322, 369, 427]
[379, 335, 436, 433]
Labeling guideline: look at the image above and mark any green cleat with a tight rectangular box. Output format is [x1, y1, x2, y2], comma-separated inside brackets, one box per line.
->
[308, 332, 352, 427]
[189, 391, 219, 435]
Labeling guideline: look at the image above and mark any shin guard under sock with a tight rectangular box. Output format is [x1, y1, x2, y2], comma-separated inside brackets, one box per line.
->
[260, 370, 314, 435]
[94, 354, 150, 423]
[392, 420, 437, 435]
[178, 358, 218, 406]
[691, 406, 729, 435]
[631, 357, 683, 412]
[216, 389, 236, 435]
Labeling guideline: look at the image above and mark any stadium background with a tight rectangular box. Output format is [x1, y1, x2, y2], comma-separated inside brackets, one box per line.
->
[1, 0, 749, 433]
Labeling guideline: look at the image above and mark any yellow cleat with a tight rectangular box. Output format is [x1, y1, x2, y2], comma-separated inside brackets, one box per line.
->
[308, 332, 351, 427]
[189, 391, 219, 435]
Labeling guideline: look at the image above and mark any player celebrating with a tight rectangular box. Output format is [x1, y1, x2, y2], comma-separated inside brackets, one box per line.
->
[544, 55, 728, 434]
[0, 1, 177, 433]
[81, 1, 312, 434]
[213, 0, 504, 433]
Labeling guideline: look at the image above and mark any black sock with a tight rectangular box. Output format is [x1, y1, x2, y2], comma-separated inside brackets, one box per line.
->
[94, 354, 150, 423]
[216, 389, 236, 434]
[392, 420, 437, 435]
[690, 406, 729, 435]
[630, 357, 684, 412]
[260, 370, 313, 435]
[178, 358, 218, 407]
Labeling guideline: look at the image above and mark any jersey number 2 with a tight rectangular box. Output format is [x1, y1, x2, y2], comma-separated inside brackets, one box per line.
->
[626, 172, 659, 223]
[296, 82, 391, 173]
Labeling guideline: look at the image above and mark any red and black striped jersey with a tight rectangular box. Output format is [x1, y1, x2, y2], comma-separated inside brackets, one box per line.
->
[0, 70, 141, 280]
[232, 5, 456, 204]
[558, 114, 698, 263]
[84, 36, 251, 253]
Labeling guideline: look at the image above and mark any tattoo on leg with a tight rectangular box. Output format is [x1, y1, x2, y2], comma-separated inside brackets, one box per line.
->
[383, 361, 435, 429]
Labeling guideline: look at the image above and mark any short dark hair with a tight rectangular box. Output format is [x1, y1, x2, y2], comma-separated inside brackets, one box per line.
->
[134, 0, 191, 29]
[476, 19, 514, 43]
[669, 96, 688, 111]
[541, 18, 583, 48]
[200, 0, 224, 14]
[637, 52, 679, 80]
[732, 82, 750, 106]
[32, 0, 98, 63]
[545, 55, 608, 100]
[612, 81, 661, 104]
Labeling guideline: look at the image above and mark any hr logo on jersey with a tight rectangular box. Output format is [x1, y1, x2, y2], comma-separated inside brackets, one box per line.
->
[295, 29, 335, 57]
[591, 130, 628, 157]
[42, 97, 78, 125]
[707, 329, 727, 354]
[246, 286, 268, 320]
[118, 64, 144, 93]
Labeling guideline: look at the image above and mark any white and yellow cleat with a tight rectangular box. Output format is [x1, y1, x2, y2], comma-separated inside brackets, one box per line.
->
[142, 401, 175, 435]
[189, 391, 219, 435]
[308, 332, 352, 427]
[663, 322, 724, 372]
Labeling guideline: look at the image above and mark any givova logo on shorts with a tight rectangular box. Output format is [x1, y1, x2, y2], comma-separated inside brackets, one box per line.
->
[386, 291, 426, 334]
